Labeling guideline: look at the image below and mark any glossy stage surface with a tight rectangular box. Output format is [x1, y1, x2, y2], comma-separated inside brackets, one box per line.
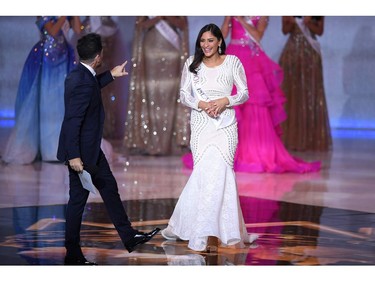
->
[0, 129, 374, 277]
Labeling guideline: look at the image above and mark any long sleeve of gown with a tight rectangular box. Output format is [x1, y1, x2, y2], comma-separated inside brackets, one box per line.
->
[227, 56, 249, 107]
[179, 58, 202, 111]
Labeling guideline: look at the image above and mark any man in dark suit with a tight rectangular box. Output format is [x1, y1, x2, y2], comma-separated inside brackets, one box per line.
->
[57, 33, 159, 265]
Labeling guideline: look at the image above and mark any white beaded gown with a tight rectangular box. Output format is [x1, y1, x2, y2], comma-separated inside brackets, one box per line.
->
[164, 55, 251, 251]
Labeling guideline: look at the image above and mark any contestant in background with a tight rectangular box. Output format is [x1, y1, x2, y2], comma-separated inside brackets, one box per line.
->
[124, 16, 190, 156]
[2, 16, 81, 164]
[219, 16, 321, 173]
[279, 16, 332, 151]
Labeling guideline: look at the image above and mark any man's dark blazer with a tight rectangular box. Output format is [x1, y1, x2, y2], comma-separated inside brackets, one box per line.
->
[57, 62, 114, 167]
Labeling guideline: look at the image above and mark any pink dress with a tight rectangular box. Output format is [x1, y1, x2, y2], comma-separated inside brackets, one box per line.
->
[183, 17, 320, 173]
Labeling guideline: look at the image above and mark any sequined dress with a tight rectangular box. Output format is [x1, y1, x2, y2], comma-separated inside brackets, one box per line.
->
[2, 16, 76, 164]
[124, 17, 190, 155]
[278, 17, 332, 151]
[165, 55, 251, 251]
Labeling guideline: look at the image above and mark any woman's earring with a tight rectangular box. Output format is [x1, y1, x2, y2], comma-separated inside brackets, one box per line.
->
[218, 46, 222, 54]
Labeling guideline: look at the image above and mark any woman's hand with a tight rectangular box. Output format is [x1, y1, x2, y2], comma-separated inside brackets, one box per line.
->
[198, 101, 216, 118]
[211, 97, 229, 117]
[199, 98, 229, 118]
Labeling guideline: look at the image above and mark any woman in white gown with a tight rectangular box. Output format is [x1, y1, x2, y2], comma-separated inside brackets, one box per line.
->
[161, 23, 258, 252]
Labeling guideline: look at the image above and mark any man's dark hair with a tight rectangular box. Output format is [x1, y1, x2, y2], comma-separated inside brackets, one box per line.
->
[77, 33, 103, 61]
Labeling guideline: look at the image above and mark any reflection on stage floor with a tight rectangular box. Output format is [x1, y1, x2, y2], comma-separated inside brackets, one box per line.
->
[0, 132, 375, 267]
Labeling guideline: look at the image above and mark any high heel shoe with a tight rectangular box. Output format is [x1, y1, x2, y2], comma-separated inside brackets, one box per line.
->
[249, 233, 259, 244]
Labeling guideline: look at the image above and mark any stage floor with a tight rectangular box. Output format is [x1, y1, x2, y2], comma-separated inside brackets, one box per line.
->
[0, 130, 374, 270]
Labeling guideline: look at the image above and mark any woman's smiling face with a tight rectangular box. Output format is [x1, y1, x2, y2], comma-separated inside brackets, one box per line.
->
[200, 31, 221, 58]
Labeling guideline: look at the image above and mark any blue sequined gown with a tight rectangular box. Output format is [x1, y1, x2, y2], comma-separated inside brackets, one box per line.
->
[3, 16, 76, 164]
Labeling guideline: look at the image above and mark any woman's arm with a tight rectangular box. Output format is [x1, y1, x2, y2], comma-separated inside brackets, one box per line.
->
[236, 16, 268, 42]
[221, 16, 232, 39]
[43, 16, 68, 37]
[43, 16, 82, 37]
[179, 59, 201, 111]
[69, 16, 82, 34]
[226, 57, 249, 107]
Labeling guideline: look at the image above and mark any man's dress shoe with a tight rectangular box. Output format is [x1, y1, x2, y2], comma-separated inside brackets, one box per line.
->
[125, 227, 161, 253]
[64, 256, 98, 265]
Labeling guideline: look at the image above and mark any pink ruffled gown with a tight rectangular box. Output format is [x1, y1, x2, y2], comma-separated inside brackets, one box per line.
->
[183, 17, 320, 173]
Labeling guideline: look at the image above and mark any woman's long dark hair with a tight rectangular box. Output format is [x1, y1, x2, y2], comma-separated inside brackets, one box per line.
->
[189, 23, 226, 74]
